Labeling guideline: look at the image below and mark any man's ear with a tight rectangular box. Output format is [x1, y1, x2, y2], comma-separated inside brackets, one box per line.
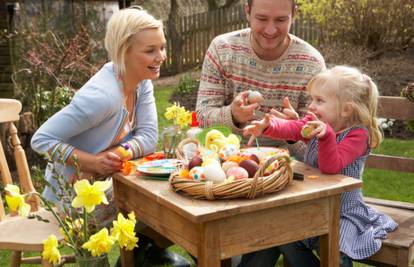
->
[244, 3, 251, 22]
[341, 102, 354, 118]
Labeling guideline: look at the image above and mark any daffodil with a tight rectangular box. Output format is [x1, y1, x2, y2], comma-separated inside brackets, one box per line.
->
[82, 228, 115, 257]
[176, 111, 192, 129]
[71, 179, 111, 213]
[4, 184, 31, 216]
[42, 235, 61, 264]
[111, 212, 138, 250]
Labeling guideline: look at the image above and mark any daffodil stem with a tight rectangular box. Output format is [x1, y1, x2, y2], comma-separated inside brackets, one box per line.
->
[37, 193, 82, 255]
[83, 208, 88, 246]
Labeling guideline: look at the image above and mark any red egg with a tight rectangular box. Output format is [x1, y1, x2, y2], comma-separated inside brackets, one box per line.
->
[239, 159, 260, 178]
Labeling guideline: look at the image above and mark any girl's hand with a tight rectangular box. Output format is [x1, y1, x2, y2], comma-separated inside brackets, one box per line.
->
[243, 114, 271, 146]
[304, 120, 327, 139]
[270, 97, 299, 120]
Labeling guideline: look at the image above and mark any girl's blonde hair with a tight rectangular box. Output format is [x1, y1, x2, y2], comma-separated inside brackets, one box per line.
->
[104, 6, 163, 77]
[307, 65, 382, 148]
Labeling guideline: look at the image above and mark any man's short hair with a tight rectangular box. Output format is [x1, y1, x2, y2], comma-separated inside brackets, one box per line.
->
[247, 0, 296, 12]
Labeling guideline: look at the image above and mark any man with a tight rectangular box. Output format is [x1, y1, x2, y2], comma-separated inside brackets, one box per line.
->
[196, 0, 326, 159]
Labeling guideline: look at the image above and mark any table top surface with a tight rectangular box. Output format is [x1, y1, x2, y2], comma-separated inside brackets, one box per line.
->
[113, 161, 362, 223]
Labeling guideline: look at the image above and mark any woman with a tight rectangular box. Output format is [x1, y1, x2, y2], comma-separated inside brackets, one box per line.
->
[31, 6, 190, 267]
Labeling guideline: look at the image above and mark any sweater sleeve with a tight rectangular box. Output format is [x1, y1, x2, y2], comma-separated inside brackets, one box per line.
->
[195, 39, 241, 134]
[124, 80, 158, 158]
[318, 126, 369, 174]
[30, 85, 113, 162]
[263, 115, 314, 142]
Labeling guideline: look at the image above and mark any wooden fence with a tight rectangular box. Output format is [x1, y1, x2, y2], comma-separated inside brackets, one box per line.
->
[161, 4, 319, 76]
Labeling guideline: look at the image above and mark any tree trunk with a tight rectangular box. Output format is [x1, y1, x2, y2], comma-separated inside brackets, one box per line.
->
[168, 0, 183, 73]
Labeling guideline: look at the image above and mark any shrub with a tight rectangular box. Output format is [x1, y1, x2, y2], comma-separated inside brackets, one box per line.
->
[177, 73, 200, 96]
[297, 0, 414, 50]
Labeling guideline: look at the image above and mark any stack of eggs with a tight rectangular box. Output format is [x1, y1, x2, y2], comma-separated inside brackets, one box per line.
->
[180, 133, 280, 184]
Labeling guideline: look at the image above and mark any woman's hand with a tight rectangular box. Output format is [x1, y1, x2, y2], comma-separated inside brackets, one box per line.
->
[93, 150, 123, 176]
[243, 114, 271, 146]
[270, 97, 299, 120]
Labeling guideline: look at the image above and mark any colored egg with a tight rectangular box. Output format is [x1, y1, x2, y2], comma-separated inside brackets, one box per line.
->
[219, 144, 239, 161]
[222, 160, 239, 172]
[189, 166, 205, 181]
[247, 90, 264, 104]
[226, 167, 249, 180]
[239, 159, 260, 178]
[189, 155, 203, 170]
[301, 124, 316, 139]
[203, 164, 226, 183]
[264, 160, 280, 176]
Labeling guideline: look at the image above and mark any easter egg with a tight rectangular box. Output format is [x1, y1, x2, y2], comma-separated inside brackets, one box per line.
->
[222, 160, 239, 172]
[189, 166, 205, 181]
[249, 153, 260, 164]
[239, 159, 260, 178]
[219, 144, 239, 161]
[301, 124, 316, 139]
[264, 160, 280, 176]
[203, 164, 226, 183]
[226, 167, 249, 180]
[247, 90, 264, 104]
[189, 155, 203, 170]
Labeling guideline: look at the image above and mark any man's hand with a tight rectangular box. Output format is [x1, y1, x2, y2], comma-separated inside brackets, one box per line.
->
[270, 97, 299, 120]
[231, 91, 259, 124]
[243, 114, 271, 146]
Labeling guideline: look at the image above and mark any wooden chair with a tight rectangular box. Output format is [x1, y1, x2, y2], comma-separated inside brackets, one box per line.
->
[0, 99, 74, 267]
[357, 96, 414, 267]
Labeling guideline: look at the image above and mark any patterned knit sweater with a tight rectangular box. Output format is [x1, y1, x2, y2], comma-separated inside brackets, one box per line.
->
[196, 28, 326, 148]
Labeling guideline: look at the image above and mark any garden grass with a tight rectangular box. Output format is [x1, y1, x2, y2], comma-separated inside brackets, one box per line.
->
[0, 86, 412, 266]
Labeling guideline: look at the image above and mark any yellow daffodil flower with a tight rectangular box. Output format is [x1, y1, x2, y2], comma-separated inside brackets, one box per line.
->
[4, 184, 31, 216]
[71, 179, 111, 213]
[82, 228, 115, 257]
[111, 212, 138, 250]
[42, 235, 61, 264]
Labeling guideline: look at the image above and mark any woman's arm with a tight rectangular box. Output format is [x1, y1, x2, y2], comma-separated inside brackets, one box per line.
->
[31, 85, 122, 175]
[123, 80, 158, 159]
[318, 126, 369, 174]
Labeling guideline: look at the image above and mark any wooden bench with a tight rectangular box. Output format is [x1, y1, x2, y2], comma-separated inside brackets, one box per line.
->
[357, 96, 414, 267]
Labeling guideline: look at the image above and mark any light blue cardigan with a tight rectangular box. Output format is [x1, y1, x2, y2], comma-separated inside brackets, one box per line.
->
[31, 62, 158, 202]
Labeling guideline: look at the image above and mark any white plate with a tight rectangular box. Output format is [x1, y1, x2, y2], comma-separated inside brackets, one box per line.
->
[136, 159, 181, 177]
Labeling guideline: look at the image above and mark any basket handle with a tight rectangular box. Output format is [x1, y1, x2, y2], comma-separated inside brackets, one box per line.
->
[248, 153, 290, 199]
[175, 138, 201, 164]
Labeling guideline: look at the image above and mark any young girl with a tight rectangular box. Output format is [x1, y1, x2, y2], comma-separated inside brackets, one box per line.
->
[242, 66, 398, 267]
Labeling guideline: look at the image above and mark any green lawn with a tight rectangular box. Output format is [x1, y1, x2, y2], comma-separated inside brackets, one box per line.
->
[0, 86, 412, 266]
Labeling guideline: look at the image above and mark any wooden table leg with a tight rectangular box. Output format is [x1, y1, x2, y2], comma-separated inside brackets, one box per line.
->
[198, 221, 221, 267]
[320, 195, 340, 267]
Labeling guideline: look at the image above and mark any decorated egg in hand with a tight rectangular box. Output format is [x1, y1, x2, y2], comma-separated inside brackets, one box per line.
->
[226, 167, 249, 180]
[301, 124, 316, 139]
[219, 144, 239, 161]
[189, 166, 205, 181]
[247, 90, 264, 104]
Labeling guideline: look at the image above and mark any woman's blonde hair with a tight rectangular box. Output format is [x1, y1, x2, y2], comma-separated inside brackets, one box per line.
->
[307, 65, 382, 148]
[105, 6, 163, 76]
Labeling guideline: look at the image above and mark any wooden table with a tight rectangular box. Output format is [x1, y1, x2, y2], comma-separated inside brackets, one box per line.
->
[113, 161, 362, 267]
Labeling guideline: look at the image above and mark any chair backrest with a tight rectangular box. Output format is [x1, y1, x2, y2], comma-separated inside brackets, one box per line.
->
[365, 96, 414, 173]
[0, 99, 39, 221]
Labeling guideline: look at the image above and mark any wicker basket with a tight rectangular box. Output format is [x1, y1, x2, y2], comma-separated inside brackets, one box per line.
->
[169, 138, 293, 200]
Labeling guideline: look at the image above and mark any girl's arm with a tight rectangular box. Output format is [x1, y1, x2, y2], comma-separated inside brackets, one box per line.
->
[262, 114, 314, 141]
[318, 126, 369, 174]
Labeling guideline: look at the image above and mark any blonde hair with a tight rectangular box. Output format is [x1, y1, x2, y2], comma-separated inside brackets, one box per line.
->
[105, 6, 163, 76]
[307, 65, 382, 148]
